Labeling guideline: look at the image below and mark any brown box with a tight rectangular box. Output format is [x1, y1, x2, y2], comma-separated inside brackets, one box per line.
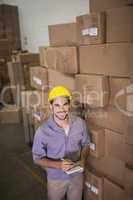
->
[84, 170, 103, 200]
[104, 178, 126, 200]
[30, 67, 75, 91]
[105, 129, 126, 162]
[79, 43, 133, 77]
[22, 107, 35, 144]
[87, 156, 125, 187]
[30, 66, 48, 90]
[126, 144, 133, 167]
[0, 106, 21, 123]
[76, 13, 105, 45]
[48, 23, 77, 46]
[32, 106, 50, 130]
[125, 167, 133, 199]
[12, 53, 40, 65]
[89, 126, 105, 158]
[109, 77, 133, 111]
[85, 106, 131, 135]
[90, 0, 128, 12]
[107, 6, 133, 43]
[75, 74, 109, 108]
[125, 116, 133, 146]
[21, 90, 48, 109]
[39, 46, 78, 74]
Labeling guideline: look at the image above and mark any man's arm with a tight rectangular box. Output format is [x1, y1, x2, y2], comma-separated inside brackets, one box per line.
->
[34, 158, 74, 172]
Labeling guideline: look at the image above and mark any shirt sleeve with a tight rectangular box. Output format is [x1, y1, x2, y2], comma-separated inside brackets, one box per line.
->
[81, 119, 90, 147]
[32, 127, 47, 161]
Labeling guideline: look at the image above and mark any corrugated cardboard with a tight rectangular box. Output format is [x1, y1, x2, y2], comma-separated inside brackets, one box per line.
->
[75, 74, 109, 108]
[90, 0, 129, 12]
[107, 6, 133, 43]
[30, 66, 75, 92]
[104, 178, 126, 200]
[125, 167, 133, 199]
[76, 13, 105, 45]
[125, 117, 133, 146]
[109, 77, 133, 112]
[21, 90, 48, 109]
[48, 23, 77, 46]
[79, 43, 133, 77]
[0, 106, 21, 123]
[12, 53, 39, 65]
[84, 170, 103, 200]
[105, 129, 126, 162]
[126, 144, 133, 167]
[30, 66, 48, 90]
[32, 106, 50, 130]
[39, 46, 78, 74]
[89, 126, 105, 158]
[87, 156, 125, 187]
[22, 107, 35, 144]
[85, 106, 130, 135]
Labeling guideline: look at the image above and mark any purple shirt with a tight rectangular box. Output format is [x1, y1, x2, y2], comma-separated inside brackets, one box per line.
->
[32, 114, 90, 180]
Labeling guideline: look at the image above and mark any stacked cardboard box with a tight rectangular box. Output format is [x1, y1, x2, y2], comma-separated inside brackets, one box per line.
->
[82, 1, 133, 200]
[21, 90, 49, 143]
[7, 53, 39, 103]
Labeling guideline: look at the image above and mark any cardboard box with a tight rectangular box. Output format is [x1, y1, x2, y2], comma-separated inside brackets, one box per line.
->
[90, 0, 129, 12]
[48, 23, 77, 46]
[125, 116, 133, 146]
[79, 43, 133, 77]
[32, 106, 50, 130]
[109, 77, 133, 111]
[39, 46, 78, 74]
[21, 90, 48, 109]
[126, 144, 133, 167]
[89, 126, 105, 158]
[104, 178, 126, 200]
[84, 170, 103, 200]
[30, 67, 75, 92]
[107, 6, 133, 43]
[85, 106, 130, 135]
[8, 61, 37, 92]
[76, 13, 105, 45]
[30, 66, 48, 90]
[22, 107, 35, 144]
[12, 53, 39, 65]
[125, 167, 133, 199]
[105, 129, 126, 162]
[0, 106, 21, 123]
[87, 156, 125, 187]
[75, 74, 109, 108]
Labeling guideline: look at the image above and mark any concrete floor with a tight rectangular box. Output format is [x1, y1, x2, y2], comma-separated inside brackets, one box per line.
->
[0, 123, 47, 200]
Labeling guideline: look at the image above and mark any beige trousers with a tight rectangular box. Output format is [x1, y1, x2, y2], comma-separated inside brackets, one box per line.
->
[47, 173, 83, 200]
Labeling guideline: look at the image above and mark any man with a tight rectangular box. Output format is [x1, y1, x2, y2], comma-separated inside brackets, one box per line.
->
[32, 85, 90, 200]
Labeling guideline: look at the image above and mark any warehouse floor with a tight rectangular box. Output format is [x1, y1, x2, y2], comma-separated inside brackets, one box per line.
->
[0, 123, 47, 200]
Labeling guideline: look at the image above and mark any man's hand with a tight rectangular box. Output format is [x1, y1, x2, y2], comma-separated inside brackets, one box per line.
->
[60, 159, 75, 172]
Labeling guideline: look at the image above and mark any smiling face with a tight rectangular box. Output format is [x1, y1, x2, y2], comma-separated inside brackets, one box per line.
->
[50, 96, 70, 121]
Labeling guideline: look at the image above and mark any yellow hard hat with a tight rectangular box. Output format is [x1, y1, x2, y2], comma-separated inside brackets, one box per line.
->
[48, 85, 72, 102]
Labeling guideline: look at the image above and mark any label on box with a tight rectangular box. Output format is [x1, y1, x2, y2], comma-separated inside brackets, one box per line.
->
[85, 182, 98, 195]
[33, 113, 41, 121]
[91, 185, 98, 195]
[90, 143, 96, 151]
[81, 27, 98, 36]
[33, 76, 42, 85]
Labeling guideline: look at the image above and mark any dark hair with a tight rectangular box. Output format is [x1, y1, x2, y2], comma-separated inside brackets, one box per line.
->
[49, 96, 71, 105]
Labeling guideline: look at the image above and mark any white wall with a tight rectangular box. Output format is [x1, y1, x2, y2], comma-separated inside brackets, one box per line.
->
[3, 0, 89, 52]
